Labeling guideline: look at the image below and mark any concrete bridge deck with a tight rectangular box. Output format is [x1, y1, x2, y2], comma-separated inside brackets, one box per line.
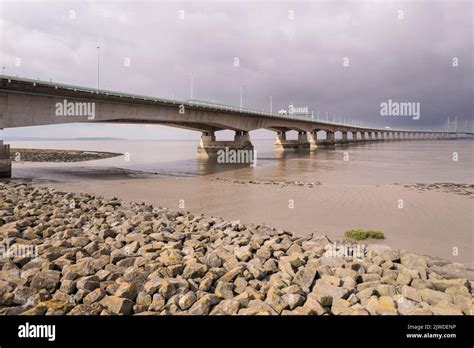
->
[0, 75, 469, 177]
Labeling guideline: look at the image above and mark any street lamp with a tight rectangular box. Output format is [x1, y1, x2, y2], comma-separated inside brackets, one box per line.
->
[270, 96, 273, 114]
[240, 86, 243, 109]
[190, 73, 194, 100]
[96, 46, 100, 90]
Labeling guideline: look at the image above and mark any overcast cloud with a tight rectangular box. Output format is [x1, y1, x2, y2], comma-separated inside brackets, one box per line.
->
[0, 0, 472, 139]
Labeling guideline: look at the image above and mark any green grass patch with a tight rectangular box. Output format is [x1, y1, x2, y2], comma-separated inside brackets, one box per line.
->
[345, 229, 385, 240]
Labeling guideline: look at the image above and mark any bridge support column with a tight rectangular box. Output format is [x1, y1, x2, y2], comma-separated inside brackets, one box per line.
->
[197, 131, 254, 158]
[309, 131, 318, 151]
[274, 131, 310, 151]
[0, 139, 11, 178]
[341, 131, 349, 145]
[349, 131, 357, 144]
[323, 131, 336, 149]
[360, 131, 366, 143]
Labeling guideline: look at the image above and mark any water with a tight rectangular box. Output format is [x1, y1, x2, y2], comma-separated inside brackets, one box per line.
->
[8, 139, 474, 185]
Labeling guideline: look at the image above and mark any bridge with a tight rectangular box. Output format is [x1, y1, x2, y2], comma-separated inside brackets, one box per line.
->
[0, 75, 470, 177]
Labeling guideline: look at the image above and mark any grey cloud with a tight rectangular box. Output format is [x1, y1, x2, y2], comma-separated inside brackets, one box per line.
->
[1, 0, 472, 138]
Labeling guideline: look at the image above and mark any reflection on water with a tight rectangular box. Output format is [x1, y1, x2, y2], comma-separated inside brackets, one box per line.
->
[7, 139, 474, 184]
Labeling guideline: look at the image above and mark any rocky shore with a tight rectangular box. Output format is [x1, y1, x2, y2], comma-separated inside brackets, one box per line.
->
[10, 148, 122, 162]
[0, 181, 472, 315]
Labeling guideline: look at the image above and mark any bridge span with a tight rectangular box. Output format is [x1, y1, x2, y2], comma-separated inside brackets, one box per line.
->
[0, 75, 466, 177]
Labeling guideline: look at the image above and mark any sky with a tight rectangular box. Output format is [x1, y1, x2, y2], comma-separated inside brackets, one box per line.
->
[0, 0, 472, 140]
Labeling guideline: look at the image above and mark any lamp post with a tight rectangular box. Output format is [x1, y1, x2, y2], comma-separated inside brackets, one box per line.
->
[190, 73, 194, 100]
[240, 86, 243, 109]
[96, 46, 100, 90]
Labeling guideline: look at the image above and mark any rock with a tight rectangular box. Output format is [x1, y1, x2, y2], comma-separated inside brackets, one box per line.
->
[188, 295, 212, 315]
[334, 268, 357, 279]
[219, 266, 243, 283]
[420, 288, 452, 305]
[394, 296, 417, 315]
[312, 281, 349, 306]
[320, 257, 345, 268]
[431, 279, 470, 292]
[430, 263, 474, 281]
[293, 263, 318, 289]
[282, 293, 304, 310]
[401, 286, 422, 302]
[136, 291, 152, 306]
[376, 284, 397, 297]
[331, 298, 351, 315]
[76, 276, 100, 292]
[211, 299, 240, 315]
[233, 277, 247, 294]
[401, 253, 427, 271]
[235, 246, 252, 262]
[265, 293, 287, 314]
[100, 296, 133, 315]
[83, 288, 106, 305]
[358, 274, 381, 283]
[320, 275, 341, 287]
[215, 281, 234, 299]
[13, 287, 37, 305]
[396, 269, 413, 286]
[356, 288, 375, 301]
[247, 299, 277, 315]
[279, 259, 296, 277]
[430, 300, 463, 315]
[178, 291, 197, 310]
[365, 296, 398, 315]
[30, 270, 60, 292]
[115, 282, 137, 300]
[159, 280, 176, 300]
[182, 263, 208, 279]
[263, 259, 278, 273]
[149, 294, 166, 312]
[302, 293, 327, 315]
[198, 275, 214, 292]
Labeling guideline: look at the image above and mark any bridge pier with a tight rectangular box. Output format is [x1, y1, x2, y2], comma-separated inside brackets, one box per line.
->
[340, 131, 349, 146]
[197, 131, 254, 158]
[321, 131, 336, 149]
[274, 131, 310, 151]
[348, 131, 357, 144]
[309, 131, 318, 151]
[0, 139, 11, 178]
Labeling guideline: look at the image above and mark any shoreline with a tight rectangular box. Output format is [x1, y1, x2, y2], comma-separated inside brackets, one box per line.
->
[0, 181, 472, 315]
